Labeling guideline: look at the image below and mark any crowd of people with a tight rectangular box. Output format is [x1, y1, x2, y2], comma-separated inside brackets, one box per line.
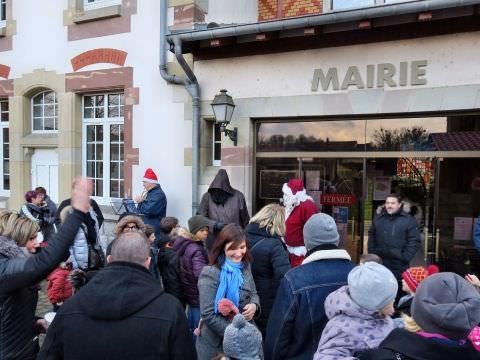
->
[0, 169, 480, 360]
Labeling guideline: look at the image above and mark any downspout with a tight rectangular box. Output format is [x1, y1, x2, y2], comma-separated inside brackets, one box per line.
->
[159, 0, 200, 216]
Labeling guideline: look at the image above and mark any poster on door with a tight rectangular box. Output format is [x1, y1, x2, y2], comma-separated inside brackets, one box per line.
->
[374, 177, 391, 200]
[453, 217, 474, 241]
[333, 206, 349, 248]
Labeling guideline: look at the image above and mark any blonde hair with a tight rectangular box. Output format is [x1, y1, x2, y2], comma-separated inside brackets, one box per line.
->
[60, 205, 73, 224]
[249, 203, 286, 237]
[4, 214, 39, 246]
[403, 314, 423, 333]
[0, 210, 12, 235]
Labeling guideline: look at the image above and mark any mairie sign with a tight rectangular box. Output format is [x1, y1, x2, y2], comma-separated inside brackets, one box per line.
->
[320, 194, 356, 206]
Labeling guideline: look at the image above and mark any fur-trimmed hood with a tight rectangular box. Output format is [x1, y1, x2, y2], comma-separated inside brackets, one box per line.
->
[114, 215, 146, 238]
[376, 199, 423, 224]
[0, 236, 28, 259]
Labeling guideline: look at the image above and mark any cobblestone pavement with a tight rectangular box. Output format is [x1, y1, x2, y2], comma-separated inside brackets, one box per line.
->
[35, 280, 52, 347]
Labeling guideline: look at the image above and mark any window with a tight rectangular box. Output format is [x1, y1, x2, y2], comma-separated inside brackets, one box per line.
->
[32, 91, 58, 132]
[0, 0, 6, 25]
[84, 0, 121, 11]
[329, 0, 417, 11]
[213, 123, 222, 166]
[0, 99, 9, 192]
[83, 93, 124, 199]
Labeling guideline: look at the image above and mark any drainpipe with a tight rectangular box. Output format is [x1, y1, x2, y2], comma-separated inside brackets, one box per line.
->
[159, 0, 201, 216]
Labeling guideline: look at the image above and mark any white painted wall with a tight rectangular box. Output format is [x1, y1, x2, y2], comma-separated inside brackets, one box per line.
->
[195, 32, 480, 100]
[3, 0, 193, 225]
[206, 0, 258, 25]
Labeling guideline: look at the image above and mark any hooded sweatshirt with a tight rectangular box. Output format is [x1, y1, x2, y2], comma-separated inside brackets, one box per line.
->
[314, 285, 395, 360]
[38, 261, 195, 360]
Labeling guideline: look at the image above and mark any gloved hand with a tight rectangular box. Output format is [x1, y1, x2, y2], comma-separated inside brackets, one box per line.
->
[213, 222, 226, 232]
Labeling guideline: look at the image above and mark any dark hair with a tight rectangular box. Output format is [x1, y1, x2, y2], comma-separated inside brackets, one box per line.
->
[208, 223, 252, 268]
[35, 187, 47, 195]
[385, 193, 402, 202]
[144, 224, 155, 238]
[160, 216, 179, 234]
[25, 190, 38, 203]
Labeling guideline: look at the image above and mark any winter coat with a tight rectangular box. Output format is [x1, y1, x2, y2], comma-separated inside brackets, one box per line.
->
[395, 294, 413, 318]
[157, 244, 184, 304]
[43, 196, 57, 225]
[37, 261, 196, 360]
[357, 328, 480, 360]
[196, 265, 260, 360]
[198, 169, 250, 229]
[245, 222, 290, 335]
[69, 226, 89, 270]
[265, 244, 355, 360]
[20, 203, 52, 242]
[0, 210, 85, 360]
[314, 285, 394, 360]
[474, 216, 480, 253]
[368, 207, 420, 278]
[47, 267, 72, 304]
[137, 184, 167, 235]
[172, 235, 208, 306]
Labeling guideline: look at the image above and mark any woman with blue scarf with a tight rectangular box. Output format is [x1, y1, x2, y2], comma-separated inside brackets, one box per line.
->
[196, 224, 261, 360]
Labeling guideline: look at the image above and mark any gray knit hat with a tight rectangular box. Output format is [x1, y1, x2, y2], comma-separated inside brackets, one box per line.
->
[187, 215, 209, 235]
[348, 262, 398, 311]
[411, 272, 480, 340]
[303, 213, 340, 250]
[223, 314, 263, 360]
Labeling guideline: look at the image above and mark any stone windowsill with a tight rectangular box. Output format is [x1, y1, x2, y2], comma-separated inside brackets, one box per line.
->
[0, 24, 5, 37]
[73, 5, 122, 24]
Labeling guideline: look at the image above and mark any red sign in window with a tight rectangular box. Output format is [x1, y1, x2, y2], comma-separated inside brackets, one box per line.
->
[320, 194, 356, 206]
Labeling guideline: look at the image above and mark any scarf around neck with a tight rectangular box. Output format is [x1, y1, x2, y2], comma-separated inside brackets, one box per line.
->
[214, 259, 244, 314]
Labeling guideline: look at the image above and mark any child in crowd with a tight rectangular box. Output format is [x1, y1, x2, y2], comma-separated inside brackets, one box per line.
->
[396, 265, 439, 319]
[359, 253, 383, 264]
[172, 215, 210, 340]
[47, 261, 73, 312]
[313, 262, 398, 360]
[213, 314, 263, 360]
[144, 224, 161, 280]
[358, 272, 480, 359]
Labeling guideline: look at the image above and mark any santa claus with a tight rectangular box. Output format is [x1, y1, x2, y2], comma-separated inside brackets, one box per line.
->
[282, 179, 318, 267]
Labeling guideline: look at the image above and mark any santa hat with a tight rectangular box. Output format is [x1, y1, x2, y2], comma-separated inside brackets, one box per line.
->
[143, 168, 158, 184]
[285, 179, 305, 195]
[402, 264, 439, 293]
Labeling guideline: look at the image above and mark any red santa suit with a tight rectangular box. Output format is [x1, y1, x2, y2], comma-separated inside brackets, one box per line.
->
[282, 179, 318, 268]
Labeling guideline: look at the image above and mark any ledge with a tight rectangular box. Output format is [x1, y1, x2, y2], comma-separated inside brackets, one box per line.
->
[0, 25, 5, 38]
[73, 5, 122, 24]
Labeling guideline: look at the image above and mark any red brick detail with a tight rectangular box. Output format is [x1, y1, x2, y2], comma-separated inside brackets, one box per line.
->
[65, 67, 139, 197]
[0, 64, 10, 79]
[71, 48, 127, 72]
[259, 0, 278, 21]
[174, 3, 205, 26]
[259, 0, 322, 20]
[0, 79, 14, 97]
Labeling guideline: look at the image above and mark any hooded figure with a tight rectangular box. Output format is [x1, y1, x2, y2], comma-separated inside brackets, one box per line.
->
[198, 169, 250, 249]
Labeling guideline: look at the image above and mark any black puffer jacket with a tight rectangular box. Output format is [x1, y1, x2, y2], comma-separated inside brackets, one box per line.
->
[38, 261, 196, 360]
[368, 207, 420, 278]
[245, 222, 290, 335]
[0, 210, 85, 360]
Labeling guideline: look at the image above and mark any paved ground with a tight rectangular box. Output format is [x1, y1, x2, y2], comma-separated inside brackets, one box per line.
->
[35, 281, 51, 347]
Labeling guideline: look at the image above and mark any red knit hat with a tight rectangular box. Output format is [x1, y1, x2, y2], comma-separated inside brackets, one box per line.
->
[402, 265, 439, 293]
[143, 168, 158, 184]
[287, 179, 305, 195]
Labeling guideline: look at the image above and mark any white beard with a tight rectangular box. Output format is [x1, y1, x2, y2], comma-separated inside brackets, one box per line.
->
[282, 183, 313, 219]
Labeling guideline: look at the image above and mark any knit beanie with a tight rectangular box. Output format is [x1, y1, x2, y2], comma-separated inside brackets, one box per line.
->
[303, 213, 339, 250]
[411, 272, 480, 340]
[402, 265, 439, 293]
[223, 314, 263, 360]
[188, 215, 209, 235]
[143, 168, 158, 184]
[348, 262, 398, 311]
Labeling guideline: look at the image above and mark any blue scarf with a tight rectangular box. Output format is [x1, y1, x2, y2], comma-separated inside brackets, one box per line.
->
[214, 259, 244, 314]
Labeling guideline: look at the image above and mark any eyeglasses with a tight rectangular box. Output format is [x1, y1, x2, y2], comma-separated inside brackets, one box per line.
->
[123, 225, 138, 232]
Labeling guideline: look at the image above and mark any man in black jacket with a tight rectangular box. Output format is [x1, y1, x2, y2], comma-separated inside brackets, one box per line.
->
[368, 194, 420, 302]
[38, 231, 196, 360]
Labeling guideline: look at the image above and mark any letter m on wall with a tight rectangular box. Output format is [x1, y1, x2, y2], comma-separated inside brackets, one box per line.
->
[311, 68, 339, 91]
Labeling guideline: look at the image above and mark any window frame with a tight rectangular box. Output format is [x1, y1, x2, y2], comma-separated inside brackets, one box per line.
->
[82, 92, 125, 203]
[213, 122, 222, 166]
[325, 0, 417, 12]
[83, 0, 122, 11]
[0, 0, 6, 27]
[0, 98, 10, 196]
[31, 90, 58, 134]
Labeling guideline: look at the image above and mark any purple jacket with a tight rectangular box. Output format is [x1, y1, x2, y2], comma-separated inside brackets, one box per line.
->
[172, 236, 208, 306]
[314, 286, 395, 360]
